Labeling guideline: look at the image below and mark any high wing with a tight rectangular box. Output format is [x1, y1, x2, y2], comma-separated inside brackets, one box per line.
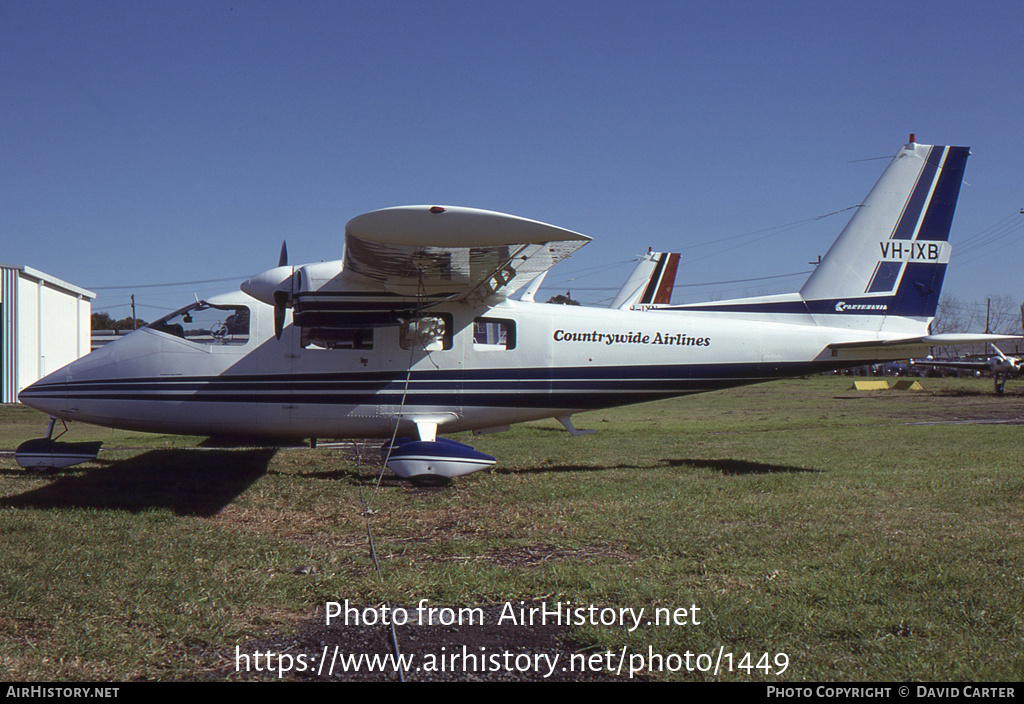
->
[242, 205, 591, 333]
[341, 205, 591, 301]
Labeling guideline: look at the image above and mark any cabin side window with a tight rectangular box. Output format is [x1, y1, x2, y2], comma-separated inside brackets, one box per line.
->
[399, 314, 453, 351]
[147, 302, 251, 346]
[473, 317, 516, 350]
[301, 327, 374, 350]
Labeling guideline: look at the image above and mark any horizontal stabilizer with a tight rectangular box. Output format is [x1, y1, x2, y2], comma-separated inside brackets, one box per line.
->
[829, 333, 1021, 351]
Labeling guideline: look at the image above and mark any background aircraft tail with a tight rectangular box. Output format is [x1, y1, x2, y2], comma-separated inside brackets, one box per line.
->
[610, 250, 680, 309]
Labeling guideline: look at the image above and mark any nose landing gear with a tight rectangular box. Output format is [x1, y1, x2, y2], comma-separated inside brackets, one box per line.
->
[14, 417, 102, 470]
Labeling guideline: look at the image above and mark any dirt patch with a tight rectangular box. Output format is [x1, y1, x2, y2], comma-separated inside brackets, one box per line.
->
[835, 386, 1024, 424]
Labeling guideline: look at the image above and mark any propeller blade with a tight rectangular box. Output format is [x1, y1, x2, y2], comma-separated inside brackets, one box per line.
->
[278, 241, 289, 267]
[273, 290, 289, 340]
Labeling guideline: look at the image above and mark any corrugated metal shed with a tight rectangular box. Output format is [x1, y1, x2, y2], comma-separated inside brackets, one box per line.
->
[0, 264, 95, 403]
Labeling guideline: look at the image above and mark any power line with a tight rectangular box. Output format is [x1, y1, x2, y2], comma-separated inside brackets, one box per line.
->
[678, 204, 861, 253]
[672, 269, 813, 289]
[547, 269, 812, 292]
[88, 275, 250, 290]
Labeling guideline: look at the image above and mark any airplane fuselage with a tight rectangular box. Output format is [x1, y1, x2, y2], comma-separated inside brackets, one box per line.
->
[20, 290, 914, 441]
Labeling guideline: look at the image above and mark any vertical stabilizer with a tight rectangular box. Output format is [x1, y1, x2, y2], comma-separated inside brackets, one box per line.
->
[799, 138, 969, 319]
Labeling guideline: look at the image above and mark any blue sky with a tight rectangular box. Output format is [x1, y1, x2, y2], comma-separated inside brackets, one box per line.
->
[3, 0, 1022, 320]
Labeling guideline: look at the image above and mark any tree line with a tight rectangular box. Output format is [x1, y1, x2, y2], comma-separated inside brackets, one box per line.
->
[91, 311, 148, 333]
[930, 295, 1023, 356]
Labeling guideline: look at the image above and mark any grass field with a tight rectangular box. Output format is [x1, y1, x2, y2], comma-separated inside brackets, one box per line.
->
[1, 376, 1022, 681]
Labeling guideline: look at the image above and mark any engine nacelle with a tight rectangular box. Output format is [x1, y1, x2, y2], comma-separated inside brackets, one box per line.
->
[240, 265, 294, 307]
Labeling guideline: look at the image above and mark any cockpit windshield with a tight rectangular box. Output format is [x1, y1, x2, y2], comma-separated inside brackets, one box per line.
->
[147, 302, 251, 346]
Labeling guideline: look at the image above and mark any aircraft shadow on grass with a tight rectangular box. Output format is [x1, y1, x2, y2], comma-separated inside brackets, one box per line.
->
[1, 449, 274, 517]
[663, 458, 821, 475]
[491, 457, 821, 477]
[491, 463, 635, 477]
[1, 450, 819, 508]
[280, 466, 412, 487]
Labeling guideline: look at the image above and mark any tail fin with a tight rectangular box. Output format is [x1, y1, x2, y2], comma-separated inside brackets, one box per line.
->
[611, 250, 680, 309]
[799, 138, 970, 318]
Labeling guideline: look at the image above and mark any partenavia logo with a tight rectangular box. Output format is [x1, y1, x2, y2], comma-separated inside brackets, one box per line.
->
[835, 301, 889, 313]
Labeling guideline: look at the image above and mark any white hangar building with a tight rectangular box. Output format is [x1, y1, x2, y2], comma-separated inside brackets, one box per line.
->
[1, 264, 95, 404]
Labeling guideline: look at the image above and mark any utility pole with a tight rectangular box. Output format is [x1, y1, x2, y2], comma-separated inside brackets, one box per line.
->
[131, 294, 137, 330]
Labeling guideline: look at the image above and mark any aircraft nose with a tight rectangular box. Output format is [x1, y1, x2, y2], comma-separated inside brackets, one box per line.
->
[18, 364, 72, 417]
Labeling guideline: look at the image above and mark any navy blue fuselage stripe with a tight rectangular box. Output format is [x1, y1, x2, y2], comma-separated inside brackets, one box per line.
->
[666, 297, 895, 314]
[22, 379, 731, 394]
[663, 300, 811, 314]
[18, 361, 862, 409]
[18, 390, 704, 409]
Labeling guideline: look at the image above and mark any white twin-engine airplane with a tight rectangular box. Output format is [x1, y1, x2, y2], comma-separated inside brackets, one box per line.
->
[17, 137, 1019, 481]
[911, 344, 1023, 394]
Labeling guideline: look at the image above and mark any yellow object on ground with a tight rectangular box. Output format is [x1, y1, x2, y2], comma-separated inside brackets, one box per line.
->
[893, 380, 924, 391]
[850, 380, 891, 390]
